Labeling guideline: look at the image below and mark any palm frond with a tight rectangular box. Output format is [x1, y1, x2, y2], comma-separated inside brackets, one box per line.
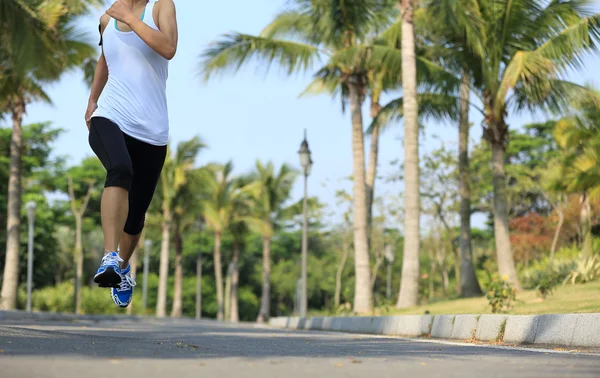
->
[496, 50, 555, 112]
[260, 10, 316, 44]
[368, 92, 460, 133]
[511, 79, 596, 114]
[198, 33, 321, 82]
[537, 14, 600, 72]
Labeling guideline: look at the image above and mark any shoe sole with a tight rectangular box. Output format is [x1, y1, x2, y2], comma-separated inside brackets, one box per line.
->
[94, 267, 122, 288]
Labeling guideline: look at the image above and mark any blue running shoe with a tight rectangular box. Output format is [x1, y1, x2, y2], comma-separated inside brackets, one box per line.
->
[111, 264, 136, 308]
[93, 252, 123, 288]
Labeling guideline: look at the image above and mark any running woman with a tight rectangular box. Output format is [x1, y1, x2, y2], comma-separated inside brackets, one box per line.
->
[84, 0, 178, 308]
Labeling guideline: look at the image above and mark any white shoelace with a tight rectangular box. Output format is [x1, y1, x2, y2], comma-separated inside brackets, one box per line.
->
[117, 273, 137, 292]
[102, 253, 123, 267]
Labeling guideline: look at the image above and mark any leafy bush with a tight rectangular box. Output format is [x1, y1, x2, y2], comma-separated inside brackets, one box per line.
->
[19, 281, 142, 315]
[486, 275, 517, 313]
[564, 255, 600, 285]
[527, 270, 560, 299]
[30, 282, 75, 312]
[520, 258, 575, 298]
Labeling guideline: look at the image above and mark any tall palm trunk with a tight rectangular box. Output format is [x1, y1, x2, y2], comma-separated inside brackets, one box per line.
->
[224, 262, 233, 321]
[230, 240, 240, 322]
[490, 138, 521, 290]
[214, 231, 224, 321]
[171, 227, 183, 317]
[156, 207, 171, 318]
[195, 251, 202, 320]
[348, 80, 372, 314]
[74, 215, 83, 314]
[257, 237, 271, 323]
[458, 74, 482, 297]
[334, 233, 350, 309]
[397, 0, 420, 308]
[1, 98, 24, 310]
[366, 100, 382, 239]
[580, 192, 592, 258]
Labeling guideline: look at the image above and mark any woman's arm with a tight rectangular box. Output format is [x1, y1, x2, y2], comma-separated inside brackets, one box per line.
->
[108, 0, 178, 60]
[85, 15, 110, 129]
[88, 54, 108, 105]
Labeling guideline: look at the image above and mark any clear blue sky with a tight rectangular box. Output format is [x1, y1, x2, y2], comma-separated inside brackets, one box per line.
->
[20, 0, 600, 230]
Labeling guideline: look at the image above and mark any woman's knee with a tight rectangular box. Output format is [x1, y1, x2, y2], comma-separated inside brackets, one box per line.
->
[105, 162, 134, 191]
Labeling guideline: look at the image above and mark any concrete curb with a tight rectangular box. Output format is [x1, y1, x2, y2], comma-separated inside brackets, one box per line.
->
[268, 313, 600, 348]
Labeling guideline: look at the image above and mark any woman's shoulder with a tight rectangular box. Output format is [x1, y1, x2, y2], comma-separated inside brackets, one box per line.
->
[100, 13, 110, 32]
[155, 0, 176, 12]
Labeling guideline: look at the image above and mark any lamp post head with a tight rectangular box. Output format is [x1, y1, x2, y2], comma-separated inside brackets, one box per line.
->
[25, 201, 36, 219]
[144, 239, 152, 249]
[298, 129, 313, 176]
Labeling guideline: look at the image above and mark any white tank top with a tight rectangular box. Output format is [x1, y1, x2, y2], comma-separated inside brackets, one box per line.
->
[92, 1, 169, 146]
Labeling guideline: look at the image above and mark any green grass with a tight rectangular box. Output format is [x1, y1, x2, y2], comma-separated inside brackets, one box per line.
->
[382, 281, 600, 316]
[309, 281, 600, 317]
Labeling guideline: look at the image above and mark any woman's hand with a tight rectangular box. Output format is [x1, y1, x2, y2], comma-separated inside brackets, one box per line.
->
[85, 101, 98, 130]
[106, 0, 135, 25]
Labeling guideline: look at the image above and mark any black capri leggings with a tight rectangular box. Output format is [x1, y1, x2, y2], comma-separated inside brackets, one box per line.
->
[89, 117, 167, 235]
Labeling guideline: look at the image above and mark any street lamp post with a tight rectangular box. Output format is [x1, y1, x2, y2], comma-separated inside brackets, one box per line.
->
[25, 201, 36, 312]
[298, 129, 312, 318]
[142, 239, 151, 311]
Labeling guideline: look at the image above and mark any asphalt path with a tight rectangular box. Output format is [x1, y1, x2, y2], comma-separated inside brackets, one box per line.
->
[0, 318, 599, 378]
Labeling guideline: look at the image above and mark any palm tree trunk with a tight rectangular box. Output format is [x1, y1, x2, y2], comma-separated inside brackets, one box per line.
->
[490, 139, 521, 290]
[224, 262, 233, 321]
[214, 231, 224, 321]
[458, 74, 482, 297]
[366, 101, 382, 241]
[371, 252, 384, 291]
[348, 80, 373, 314]
[156, 209, 171, 318]
[195, 252, 202, 320]
[581, 192, 592, 258]
[334, 233, 350, 309]
[1, 98, 24, 310]
[171, 228, 183, 317]
[257, 237, 271, 323]
[230, 240, 240, 323]
[74, 215, 83, 314]
[397, 0, 420, 308]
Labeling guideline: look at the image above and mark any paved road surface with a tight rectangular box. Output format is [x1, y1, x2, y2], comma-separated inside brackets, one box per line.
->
[0, 318, 599, 378]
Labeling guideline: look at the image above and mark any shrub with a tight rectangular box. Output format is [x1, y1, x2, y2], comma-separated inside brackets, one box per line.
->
[564, 255, 600, 285]
[528, 270, 560, 299]
[486, 275, 517, 313]
[520, 258, 575, 298]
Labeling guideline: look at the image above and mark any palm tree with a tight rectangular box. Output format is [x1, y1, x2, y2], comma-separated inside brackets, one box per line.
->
[244, 161, 297, 323]
[201, 161, 241, 321]
[156, 137, 205, 318]
[419, 1, 486, 297]
[552, 92, 600, 257]
[424, 0, 600, 290]
[228, 175, 253, 323]
[199, 1, 398, 313]
[0, 1, 96, 310]
[395, 0, 420, 308]
[170, 167, 206, 318]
